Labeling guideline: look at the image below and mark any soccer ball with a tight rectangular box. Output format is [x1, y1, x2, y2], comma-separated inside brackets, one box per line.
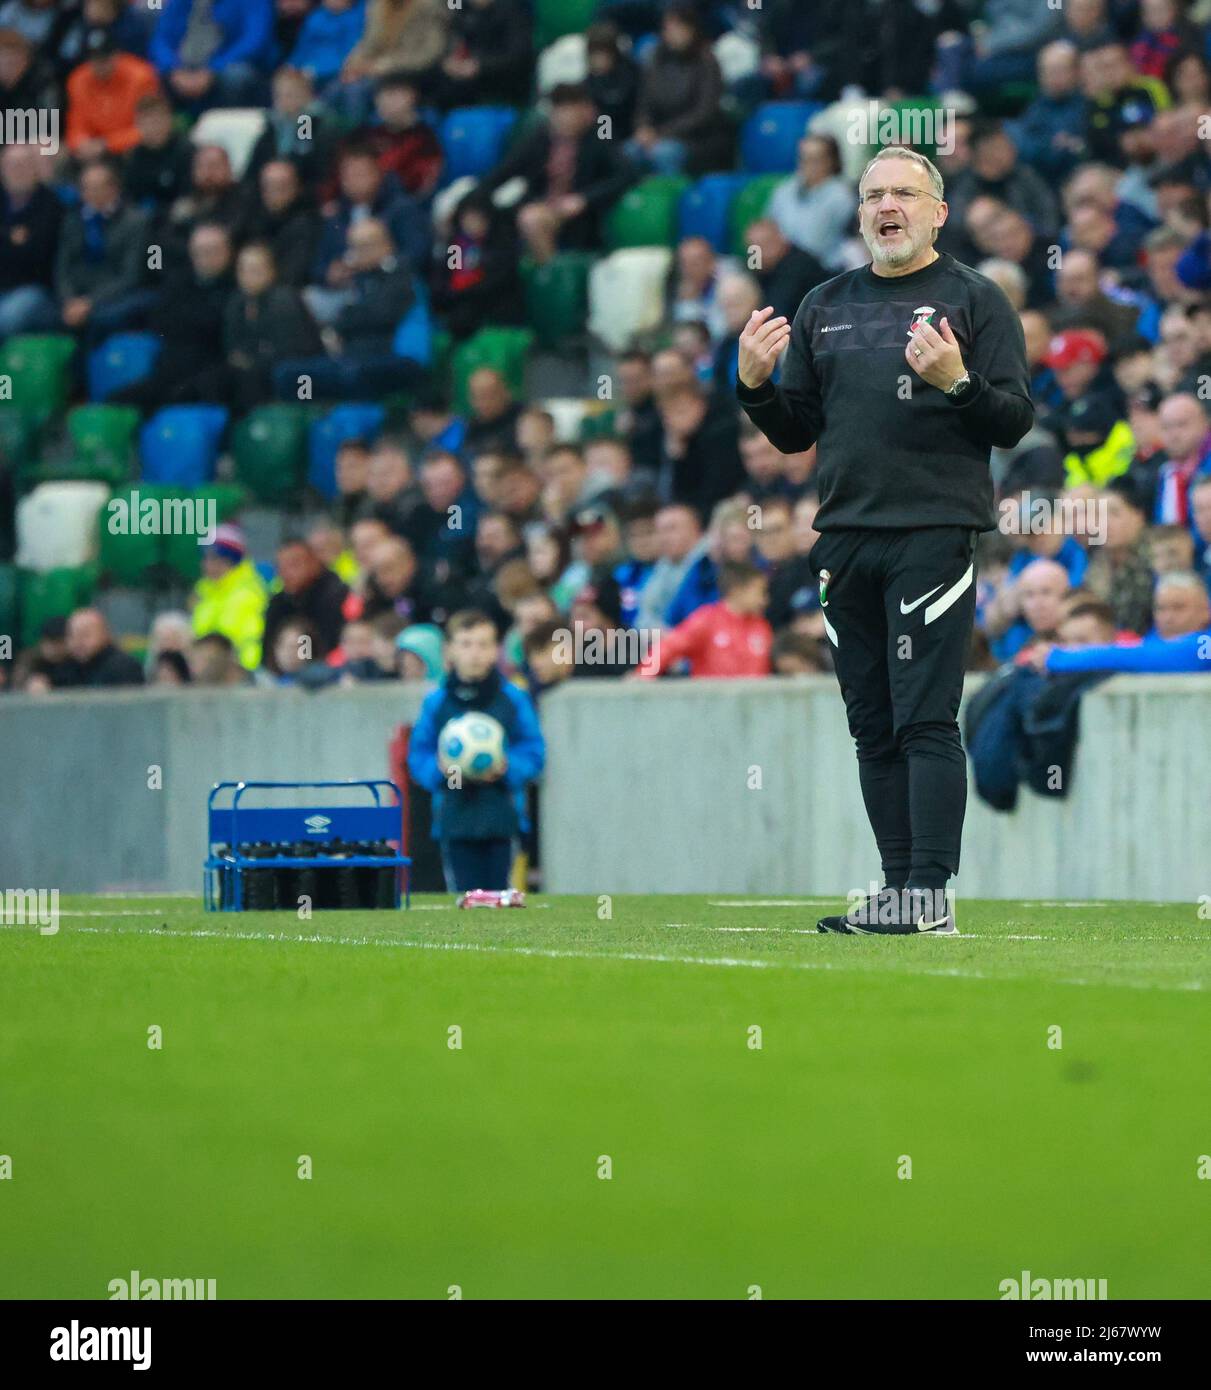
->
[437, 712, 506, 781]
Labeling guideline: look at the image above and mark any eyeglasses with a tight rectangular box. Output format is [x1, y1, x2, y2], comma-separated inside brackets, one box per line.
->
[860, 186, 941, 207]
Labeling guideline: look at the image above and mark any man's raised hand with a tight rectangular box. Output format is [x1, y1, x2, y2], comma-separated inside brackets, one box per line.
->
[738, 306, 791, 390]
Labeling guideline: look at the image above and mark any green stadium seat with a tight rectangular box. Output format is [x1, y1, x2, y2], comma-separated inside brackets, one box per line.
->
[18, 564, 95, 649]
[232, 404, 309, 505]
[606, 176, 693, 250]
[451, 327, 534, 415]
[68, 403, 140, 463]
[524, 252, 594, 350]
[97, 483, 178, 586]
[0, 562, 17, 647]
[0, 335, 76, 425]
[163, 484, 247, 583]
[25, 403, 144, 489]
[0, 406, 40, 478]
[729, 174, 782, 257]
[534, 0, 598, 49]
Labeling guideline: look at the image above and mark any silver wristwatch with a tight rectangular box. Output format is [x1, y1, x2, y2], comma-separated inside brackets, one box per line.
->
[945, 371, 972, 397]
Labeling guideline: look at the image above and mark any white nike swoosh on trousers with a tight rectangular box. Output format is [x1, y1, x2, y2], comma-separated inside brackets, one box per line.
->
[899, 583, 943, 614]
[923, 562, 974, 625]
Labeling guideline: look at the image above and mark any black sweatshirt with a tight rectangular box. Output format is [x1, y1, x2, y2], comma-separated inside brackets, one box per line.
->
[736, 252, 1034, 531]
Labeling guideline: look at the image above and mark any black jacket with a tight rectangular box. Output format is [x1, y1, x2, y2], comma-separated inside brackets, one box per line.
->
[56, 644, 144, 689]
[659, 398, 744, 523]
[55, 202, 149, 304]
[738, 252, 1034, 532]
[480, 123, 638, 250]
[242, 200, 321, 288]
[0, 184, 62, 291]
[337, 261, 415, 357]
[262, 569, 349, 672]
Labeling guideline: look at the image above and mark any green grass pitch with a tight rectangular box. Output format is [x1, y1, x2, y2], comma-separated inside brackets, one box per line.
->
[2, 894, 1209, 1300]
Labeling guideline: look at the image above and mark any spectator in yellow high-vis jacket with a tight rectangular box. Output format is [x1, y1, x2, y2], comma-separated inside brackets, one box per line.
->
[190, 524, 268, 671]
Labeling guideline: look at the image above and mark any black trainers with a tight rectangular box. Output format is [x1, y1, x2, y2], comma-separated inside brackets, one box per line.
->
[817, 887, 957, 936]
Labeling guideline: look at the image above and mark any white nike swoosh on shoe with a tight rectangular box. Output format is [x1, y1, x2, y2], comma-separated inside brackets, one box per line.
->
[916, 917, 955, 933]
[900, 583, 944, 614]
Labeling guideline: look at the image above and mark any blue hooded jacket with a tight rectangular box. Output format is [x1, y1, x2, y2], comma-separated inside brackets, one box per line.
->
[408, 669, 545, 841]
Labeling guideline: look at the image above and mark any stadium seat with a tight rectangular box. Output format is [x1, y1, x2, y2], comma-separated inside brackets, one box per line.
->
[740, 102, 822, 173]
[66, 404, 141, 486]
[96, 482, 182, 586]
[729, 174, 782, 256]
[189, 108, 268, 179]
[232, 404, 309, 505]
[438, 108, 519, 184]
[308, 403, 386, 499]
[714, 31, 760, 85]
[524, 252, 594, 350]
[0, 335, 76, 424]
[16, 481, 110, 573]
[451, 327, 534, 415]
[88, 333, 160, 401]
[0, 406, 40, 479]
[163, 483, 247, 583]
[543, 398, 589, 443]
[393, 282, 434, 368]
[588, 247, 674, 353]
[536, 32, 588, 92]
[534, 0, 598, 49]
[139, 405, 229, 488]
[606, 175, 693, 250]
[578, 406, 617, 442]
[17, 564, 95, 649]
[0, 562, 17, 644]
[678, 173, 750, 253]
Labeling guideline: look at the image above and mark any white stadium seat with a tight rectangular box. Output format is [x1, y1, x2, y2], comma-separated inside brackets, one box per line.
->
[537, 34, 588, 92]
[542, 398, 589, 442]
[16, 482, 110, 573]
[588, 247, 674, 353]
[190, 108, 268, 179]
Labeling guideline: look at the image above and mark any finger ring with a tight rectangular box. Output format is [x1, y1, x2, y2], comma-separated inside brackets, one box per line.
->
[913, 348, 923, 358]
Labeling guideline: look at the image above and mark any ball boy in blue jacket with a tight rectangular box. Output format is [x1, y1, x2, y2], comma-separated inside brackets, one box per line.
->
[408, 609, 546, 892]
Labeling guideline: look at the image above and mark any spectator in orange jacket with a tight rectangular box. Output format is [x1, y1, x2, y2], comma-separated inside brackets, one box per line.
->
[638, 561, 773, 678]
[66, 28, 160, 158]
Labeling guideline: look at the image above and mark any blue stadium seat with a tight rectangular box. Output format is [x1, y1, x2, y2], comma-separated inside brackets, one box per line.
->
[87, 333, 160, 402]
[139, 405, 229, 487]
[308, 403, 386, 499]
[678, 174, 750, 252]
[438, 107, 519, 183]
[739, 102, 823, 173]
[393, 281, 433, 369]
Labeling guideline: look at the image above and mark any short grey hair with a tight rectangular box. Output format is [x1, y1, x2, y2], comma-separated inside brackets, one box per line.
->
[1155, 570, 1210, 596]
[858, 146, 945, 201]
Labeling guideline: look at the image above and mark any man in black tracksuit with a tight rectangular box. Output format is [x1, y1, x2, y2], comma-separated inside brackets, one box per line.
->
[736, 147, 1033, 935]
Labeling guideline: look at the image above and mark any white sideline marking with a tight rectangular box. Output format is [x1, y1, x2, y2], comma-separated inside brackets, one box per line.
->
[667, 923, 821, 935]
[57, 910, 167, 918]
[64, 924, 1203, 992]
[708, 899, 836, 907]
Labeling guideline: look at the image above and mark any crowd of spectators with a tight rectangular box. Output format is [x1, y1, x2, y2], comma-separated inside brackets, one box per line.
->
[2, 0, 1211, 699]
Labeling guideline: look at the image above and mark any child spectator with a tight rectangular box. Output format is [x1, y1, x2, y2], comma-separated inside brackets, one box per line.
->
[637, 561, 773, 678]
[407, 609, 545, 893]
[343, 74, 442, 199]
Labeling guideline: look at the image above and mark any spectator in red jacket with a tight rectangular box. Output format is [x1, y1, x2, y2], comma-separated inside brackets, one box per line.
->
[637, 561, 772, 678]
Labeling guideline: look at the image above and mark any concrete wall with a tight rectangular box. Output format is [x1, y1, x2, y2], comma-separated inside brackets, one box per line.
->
[538, 675, 1211, 902]
[0, 684, 426, 893]
[1, 677, 1207, 900]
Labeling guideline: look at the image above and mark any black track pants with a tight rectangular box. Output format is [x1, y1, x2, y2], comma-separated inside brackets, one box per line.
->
[809, 526, 977, 885]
